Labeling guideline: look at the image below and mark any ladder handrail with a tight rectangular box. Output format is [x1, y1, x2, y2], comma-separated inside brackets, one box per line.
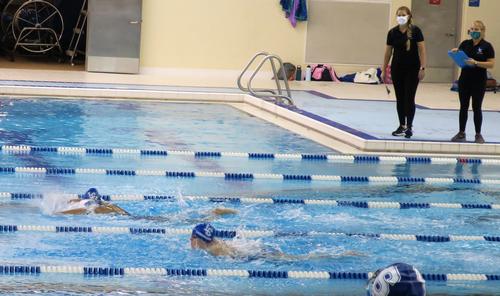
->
[247, 55, 293, 105]
[238, 52, 294, 106]
[237, 51, 277, 96]
[237, 51, 268, 92]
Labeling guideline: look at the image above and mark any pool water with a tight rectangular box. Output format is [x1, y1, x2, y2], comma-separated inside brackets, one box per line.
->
[0, 98, 499, 295]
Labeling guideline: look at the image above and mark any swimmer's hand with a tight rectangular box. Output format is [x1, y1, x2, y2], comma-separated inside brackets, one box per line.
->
[212, 208, 238, 216]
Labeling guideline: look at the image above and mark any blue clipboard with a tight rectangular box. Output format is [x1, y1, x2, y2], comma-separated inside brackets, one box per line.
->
[448, 50, 471, 68]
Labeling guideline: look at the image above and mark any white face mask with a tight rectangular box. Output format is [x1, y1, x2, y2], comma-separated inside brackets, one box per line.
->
[397, 15, 409, 25]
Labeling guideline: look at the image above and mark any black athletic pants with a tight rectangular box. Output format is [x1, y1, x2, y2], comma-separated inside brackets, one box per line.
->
[458, 79, 486, 134]
[391, 66, 420, 128]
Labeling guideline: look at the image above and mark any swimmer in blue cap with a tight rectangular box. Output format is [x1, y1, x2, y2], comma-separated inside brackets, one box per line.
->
[59, 188, 129, 215]
[59, 189, 235, 218]
[190, 223, 237, 257]
[367, 263, 426, 296]
[190, 223, 363, 260]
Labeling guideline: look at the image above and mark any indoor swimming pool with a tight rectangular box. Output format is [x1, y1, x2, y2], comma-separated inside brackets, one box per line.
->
[0, 97, 499, 295]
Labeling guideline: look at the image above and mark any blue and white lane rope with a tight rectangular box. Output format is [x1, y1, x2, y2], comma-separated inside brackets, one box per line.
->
[0, 264, 498, 281]
[3, 145, 500, 165]
[2, 192, 499, 211]
[2, 166, 500, 184]
[1, 225, 499, 243]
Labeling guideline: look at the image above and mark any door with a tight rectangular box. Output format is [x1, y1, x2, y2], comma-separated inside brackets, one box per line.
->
[86, 0, 142, 74]
[411, 0, 461, 82]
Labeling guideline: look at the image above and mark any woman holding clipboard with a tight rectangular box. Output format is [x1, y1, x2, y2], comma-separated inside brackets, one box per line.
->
[450, 21, 495, 143]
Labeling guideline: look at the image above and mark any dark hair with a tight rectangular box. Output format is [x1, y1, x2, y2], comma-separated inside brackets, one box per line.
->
[278, 63, 296, 80]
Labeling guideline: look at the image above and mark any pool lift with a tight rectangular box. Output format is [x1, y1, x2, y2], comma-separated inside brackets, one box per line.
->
[238, 52, 295, 106]
[1, 0, 64, 60]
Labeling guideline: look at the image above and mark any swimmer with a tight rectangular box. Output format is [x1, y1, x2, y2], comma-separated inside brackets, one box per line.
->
[59, 188, 237, 220]
[367, 263, 426, 296]
[58, 188, 129, 215]
[190, 223, 363, 261]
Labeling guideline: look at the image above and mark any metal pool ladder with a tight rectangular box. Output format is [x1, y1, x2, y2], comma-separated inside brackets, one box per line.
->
[237, 52, 294, 106]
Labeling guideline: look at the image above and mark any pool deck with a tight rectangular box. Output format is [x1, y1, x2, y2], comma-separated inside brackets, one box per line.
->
[1, 67, 500, 156]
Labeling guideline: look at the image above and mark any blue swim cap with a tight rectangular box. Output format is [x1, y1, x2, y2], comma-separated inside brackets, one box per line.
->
[82, 188, 101, 200]
[192, 223, 215, 243]
[368, 263, 426, 296]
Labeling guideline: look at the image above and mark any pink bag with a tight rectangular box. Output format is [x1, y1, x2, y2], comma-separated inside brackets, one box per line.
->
[310, 64, 340, 82]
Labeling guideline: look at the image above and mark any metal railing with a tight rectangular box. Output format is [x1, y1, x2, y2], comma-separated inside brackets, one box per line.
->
[237, 52, 294, 106]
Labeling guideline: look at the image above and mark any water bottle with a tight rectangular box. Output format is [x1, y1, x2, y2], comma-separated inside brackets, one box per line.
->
[295, 65, 302, 81]
[305, 65, 312, 81]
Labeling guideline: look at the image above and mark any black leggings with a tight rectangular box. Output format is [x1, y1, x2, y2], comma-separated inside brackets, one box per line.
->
[458, 80, 486, 134]
[391, 67, 419, 128]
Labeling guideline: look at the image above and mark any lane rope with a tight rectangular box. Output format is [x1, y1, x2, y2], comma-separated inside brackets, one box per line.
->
[2, 145, 500, 165]
[0, 264, 498, 281]
[1, 192, 499, 210]
[2, 166, 500, 184]
[1, 225, 499, 243]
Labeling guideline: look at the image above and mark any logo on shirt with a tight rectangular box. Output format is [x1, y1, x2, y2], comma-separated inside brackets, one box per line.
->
[477, 47, 483, 55]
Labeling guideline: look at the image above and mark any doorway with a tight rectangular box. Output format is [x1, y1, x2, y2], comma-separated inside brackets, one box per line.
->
[411, 0, 462, 83]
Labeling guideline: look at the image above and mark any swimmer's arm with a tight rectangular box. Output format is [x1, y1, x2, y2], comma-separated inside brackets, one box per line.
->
[211, 208, 238, 216]
[95, 203, 130, 215]
[107, 204, 130, 215]
[59, 208, 88, 215]
[338, 250, 366, 257]
[183, 208, 238, 224]
[207, 240, 238, 257]
[264, 250, 366, 261]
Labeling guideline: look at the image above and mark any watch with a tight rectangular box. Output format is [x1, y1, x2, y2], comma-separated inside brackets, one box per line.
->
[474, 60, 478, 66]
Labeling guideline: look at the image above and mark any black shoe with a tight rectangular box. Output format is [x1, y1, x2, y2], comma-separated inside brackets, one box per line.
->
[404, 128, 413, 138]
[475, 134, 485, 144]
[392, 126, 407, 136]
[451, 132, 466, 142]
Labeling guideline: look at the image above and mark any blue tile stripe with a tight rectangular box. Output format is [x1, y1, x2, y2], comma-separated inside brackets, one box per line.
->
[2, 225, 499, 243]
[2, 192, 499, 210]
[0, 263, 497, 281]
[3, 145, 500, 165]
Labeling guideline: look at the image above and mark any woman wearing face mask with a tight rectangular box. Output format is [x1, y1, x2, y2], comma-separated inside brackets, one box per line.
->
[450, 21, 495, 144]
[382, 6, 426, 139]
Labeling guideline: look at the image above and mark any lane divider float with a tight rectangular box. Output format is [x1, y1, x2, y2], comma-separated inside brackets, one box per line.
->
[1, 166, 500, 184]
[2, 145, 500, 165]
[0, 264, 498, 281]
[1, 192, 499, 210]
[1, 225, 499, 243]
